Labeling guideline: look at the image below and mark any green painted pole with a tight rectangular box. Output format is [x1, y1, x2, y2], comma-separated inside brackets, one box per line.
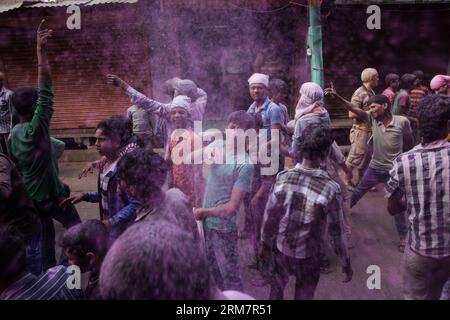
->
[308, 0, 324, 88]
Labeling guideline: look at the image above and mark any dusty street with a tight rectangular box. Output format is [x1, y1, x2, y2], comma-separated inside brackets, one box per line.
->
[56, 159, 404, 300]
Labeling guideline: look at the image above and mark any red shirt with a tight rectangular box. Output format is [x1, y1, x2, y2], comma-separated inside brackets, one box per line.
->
[382, 88, 396, 105]
[409, 85, 429, 115]
[168, 128, 203, 207]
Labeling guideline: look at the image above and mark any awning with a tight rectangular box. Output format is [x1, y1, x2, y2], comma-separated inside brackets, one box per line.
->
[0, 0, 138, 13]
[0, 0, 24, 13]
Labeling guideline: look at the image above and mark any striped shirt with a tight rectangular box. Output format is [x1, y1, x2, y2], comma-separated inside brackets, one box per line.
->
[0, 86, 13, 134]
[0, 266, 84, 300]
[99, 159, 119, 217]
[386, 140, 450, 259]
[409, 85, 428, 116]
[261, 164, 349, 265]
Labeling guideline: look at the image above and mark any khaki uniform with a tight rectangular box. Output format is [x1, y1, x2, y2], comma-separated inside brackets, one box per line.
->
[346, 85, 375, 170]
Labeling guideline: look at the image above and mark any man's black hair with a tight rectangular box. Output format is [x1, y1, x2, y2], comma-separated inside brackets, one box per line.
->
[413, 70, 424, 80]
[99, 220, 211, 300]
[400, 73, 417, 90]
[60, 220, 109, 259]
[367, 94, 391, 109]
[0, 226, 26, 276]
[416, 94, 450, 144]
[385, 73, 399, 86]
[298, 125, 333, 161]
[11, 86, 38, 117]
[96, 115, 132, 148]
[227, 110, 256, 131]
[116, 148, 169, 202]
[248, 112, 263, 130]
[268, 78, 288, 96]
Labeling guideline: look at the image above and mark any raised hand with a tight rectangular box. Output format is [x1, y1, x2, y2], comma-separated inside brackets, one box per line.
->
[324, 82, 337, 97]
[106, 74, 121, 87]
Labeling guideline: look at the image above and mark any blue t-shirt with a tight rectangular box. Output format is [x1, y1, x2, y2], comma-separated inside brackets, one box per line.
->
[247, 97, 283, 141]
[203, 139, 254, 231]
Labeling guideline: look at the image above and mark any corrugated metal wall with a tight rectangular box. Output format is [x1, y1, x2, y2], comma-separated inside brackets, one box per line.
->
[0, 4, 152, 130]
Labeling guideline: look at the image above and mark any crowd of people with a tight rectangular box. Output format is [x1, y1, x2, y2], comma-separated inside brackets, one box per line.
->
[1, 20, 449, 300]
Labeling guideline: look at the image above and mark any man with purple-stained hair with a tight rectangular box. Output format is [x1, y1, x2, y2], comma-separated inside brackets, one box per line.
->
[60, 220, 110, 300]
[193, 111, 256, 291]
[259, 125, 352, 300]
[387, 94, 450, 300]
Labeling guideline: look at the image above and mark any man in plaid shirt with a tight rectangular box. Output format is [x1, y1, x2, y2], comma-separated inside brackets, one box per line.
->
[387, 94, 450, 300]
[259, 125, 352, 300]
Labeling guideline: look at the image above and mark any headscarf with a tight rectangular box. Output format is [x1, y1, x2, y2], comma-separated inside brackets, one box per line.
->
[174, 79, 198, 99]
[430, 75, 450, 91]
[294, 82, 325, 120]
[162, 77, 181, 96]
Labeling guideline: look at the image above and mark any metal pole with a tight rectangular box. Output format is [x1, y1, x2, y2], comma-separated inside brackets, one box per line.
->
[308, 0, 324, 88]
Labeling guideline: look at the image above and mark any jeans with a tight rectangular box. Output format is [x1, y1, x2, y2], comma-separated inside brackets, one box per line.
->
[25, 233, 42, 275]
[403, 246, 450, 300]
[34, 193, 81, 270]
[204, 227, 242, 291]
[351, 166, 408, 239]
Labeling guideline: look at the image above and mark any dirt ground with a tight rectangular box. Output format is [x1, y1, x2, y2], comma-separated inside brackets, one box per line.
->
[56, 160, 404, 300]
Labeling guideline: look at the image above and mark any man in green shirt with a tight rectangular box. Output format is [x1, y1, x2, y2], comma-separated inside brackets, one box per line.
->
[10, 20, 80, 270]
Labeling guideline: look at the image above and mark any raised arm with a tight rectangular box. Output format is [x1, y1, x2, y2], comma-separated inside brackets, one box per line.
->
[37, 19, 52, 84]
[107, 74, 170, 115]
[29, 20, 54, 135]
[324, 84, 368, 122]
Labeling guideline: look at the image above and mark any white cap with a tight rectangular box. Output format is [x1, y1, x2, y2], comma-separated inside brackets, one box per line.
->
[248, 73, 269, 87]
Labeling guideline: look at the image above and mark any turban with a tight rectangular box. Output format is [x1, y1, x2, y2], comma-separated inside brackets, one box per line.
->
[361, 68, 378, 83]
[162, 77, 181, 96]
[430, 75, 450, 91]
[174, 79, 198, 99]
[248, 73, 269, 87]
